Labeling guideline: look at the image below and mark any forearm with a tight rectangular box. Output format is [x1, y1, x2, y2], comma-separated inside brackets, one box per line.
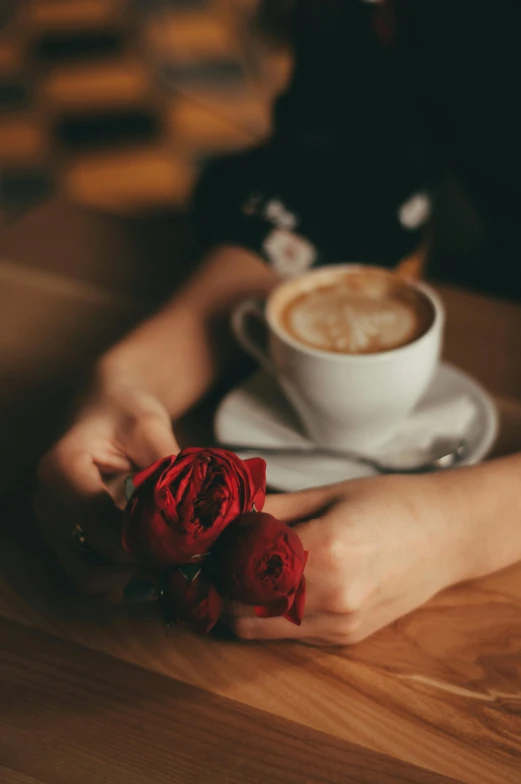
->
[422, 453, 521, 581]
[99, 245, 276, 418]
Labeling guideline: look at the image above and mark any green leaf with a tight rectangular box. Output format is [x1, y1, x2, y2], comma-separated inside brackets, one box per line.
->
[124, 475, 136, 502]
[124, 580, 157, 602]
[178, 564, 202, 583]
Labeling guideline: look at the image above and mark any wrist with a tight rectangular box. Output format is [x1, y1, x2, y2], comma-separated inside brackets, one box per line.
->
[79, 358, 174, 436]
[416, 462, 521, 587]
[392, 473, 475, 590]
[95, 348, 152, 397]
[95, 308, 195, 415]
[425, 471, 476, 587]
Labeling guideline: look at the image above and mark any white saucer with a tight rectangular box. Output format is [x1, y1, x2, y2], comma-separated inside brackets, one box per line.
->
[214, 363, 498, 492]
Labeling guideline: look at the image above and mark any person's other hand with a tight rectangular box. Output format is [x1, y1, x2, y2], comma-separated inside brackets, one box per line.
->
[35, 377, 179, 597]
[223, 475, 467, 645]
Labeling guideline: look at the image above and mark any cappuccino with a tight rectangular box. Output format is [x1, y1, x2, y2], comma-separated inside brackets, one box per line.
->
[232, 263, 444, 449]
[278, 269, 434, 354]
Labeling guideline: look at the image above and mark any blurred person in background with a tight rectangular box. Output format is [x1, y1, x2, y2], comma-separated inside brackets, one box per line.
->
[35, 0, 521, 645]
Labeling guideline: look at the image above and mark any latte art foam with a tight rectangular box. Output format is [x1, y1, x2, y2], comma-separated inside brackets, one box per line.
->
[279, 272, 434, 354]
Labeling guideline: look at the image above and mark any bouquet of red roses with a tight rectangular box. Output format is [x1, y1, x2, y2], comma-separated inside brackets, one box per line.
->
[122, 448, 307, 635]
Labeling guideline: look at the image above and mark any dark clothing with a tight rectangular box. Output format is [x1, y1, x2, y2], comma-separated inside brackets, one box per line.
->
[194, 0, 521, 298]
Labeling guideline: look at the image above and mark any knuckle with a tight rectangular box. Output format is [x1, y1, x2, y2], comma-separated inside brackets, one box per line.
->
[340, 613, 362, 637]
[342, 589, 363, 615]
[337, 633, 355, 647]
[127, 410, 173, 451]
[321, 531, 346, 572]
[327, 584, 364, 615]
[338, 629, 365, 647]
[129, 409, 165, 434]
[230, 618, 255, 641]
[301, 636, 336, 647]
[336, 615, 367, 646]
[324, 586, 346, 614]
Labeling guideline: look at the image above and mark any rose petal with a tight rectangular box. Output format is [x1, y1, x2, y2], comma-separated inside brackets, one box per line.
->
[244, 457, 267, 511]
[124, 448, 268, 565]
[205, 584, 225, 630]
[212, 512, 307, 607]
[254, 596, 292, 618]
[133, 456, 174, 491]
[284, 575, 306, 626]
[160, 569, 223, 635]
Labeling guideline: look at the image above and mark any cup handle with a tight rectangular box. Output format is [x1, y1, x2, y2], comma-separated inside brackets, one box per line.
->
[231, 299, 275, 374]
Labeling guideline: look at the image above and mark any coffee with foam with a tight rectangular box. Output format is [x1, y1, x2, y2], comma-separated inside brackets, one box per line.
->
[277, 268, 434, 355]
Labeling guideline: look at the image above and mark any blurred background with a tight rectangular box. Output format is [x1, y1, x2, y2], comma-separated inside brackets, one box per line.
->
[0, 0, 290, 215]
[0, 0, 293, 492]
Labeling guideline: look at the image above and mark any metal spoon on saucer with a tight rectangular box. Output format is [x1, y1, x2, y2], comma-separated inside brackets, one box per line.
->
[219, 437, 468, 475]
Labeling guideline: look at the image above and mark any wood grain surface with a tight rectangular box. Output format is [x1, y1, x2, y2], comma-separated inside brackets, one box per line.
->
[2, 208, 521, 782]
[0, 619, 459, 784]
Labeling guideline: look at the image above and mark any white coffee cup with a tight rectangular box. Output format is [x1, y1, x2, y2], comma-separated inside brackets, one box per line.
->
[231, 264, 445, 451]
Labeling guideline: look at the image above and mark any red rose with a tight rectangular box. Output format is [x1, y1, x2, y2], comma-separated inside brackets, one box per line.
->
[212, 512, 308, 625]
[159, 567, 223, 635]
[122, 448, 266, 564]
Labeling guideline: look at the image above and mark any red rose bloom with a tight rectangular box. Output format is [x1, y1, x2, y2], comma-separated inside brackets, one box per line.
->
[159, 567, 223, 635]
[122, 448, 266, 564]
[212, 512, 308, 625]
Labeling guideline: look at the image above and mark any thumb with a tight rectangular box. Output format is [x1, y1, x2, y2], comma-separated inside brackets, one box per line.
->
[263, 483, 342, 526]
[127, 412, 180, 469]
[36, 448, 127, 562]
[289, 515, 326, 557]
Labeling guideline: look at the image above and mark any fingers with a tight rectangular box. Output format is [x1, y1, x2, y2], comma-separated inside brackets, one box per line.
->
[34, 400, 179, 600]
[36, 485, 155, 599]
[222, 510, 358, 620]
[39, 441, 107, 501]
[37, 448, 127, 562]
[263, 484, 343, 525]
[222, 572, 324, 617]
[125, 413, 179, 469]
[222, 583, 366, 645]
[220, 611, 351, 643]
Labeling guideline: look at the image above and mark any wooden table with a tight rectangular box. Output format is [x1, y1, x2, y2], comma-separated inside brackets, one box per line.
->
[2, 283, 521, 784]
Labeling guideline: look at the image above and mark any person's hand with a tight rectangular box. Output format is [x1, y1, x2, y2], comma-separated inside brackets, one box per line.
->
[223, 474, 468, 645]
[35, 376, 179, 597]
